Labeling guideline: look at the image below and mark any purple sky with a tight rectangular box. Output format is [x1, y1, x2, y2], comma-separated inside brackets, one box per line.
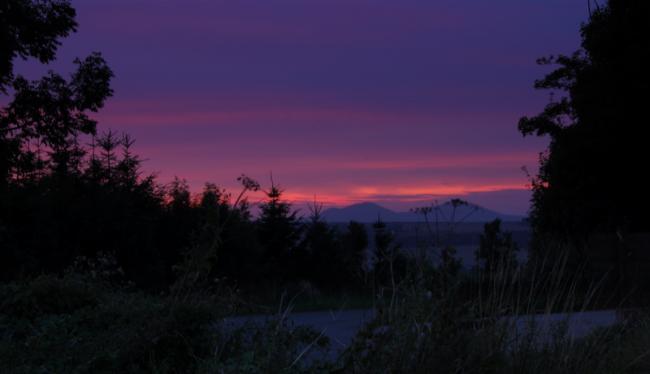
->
[16, 0, 588, 215]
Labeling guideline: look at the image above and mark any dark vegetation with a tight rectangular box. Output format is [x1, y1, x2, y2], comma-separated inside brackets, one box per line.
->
[517, 0, 650, 300]
[518, 0, 650, 251]
[1, 0, 649, 372]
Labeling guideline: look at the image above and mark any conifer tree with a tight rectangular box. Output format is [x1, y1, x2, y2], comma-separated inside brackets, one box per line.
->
[257, 181, 301, 280]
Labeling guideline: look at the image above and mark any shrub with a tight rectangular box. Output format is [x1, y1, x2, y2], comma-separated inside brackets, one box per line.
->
[0, 274, 330, 373]
[0, 275, 100, 320]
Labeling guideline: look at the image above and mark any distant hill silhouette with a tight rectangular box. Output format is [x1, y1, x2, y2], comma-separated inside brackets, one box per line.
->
[321, 201, 524, 223]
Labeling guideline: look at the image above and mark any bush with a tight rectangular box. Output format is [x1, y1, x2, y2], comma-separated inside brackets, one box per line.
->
[0, 275, 100, 320]
[0, 275, 330, 373]
[0, 276, 217, 373]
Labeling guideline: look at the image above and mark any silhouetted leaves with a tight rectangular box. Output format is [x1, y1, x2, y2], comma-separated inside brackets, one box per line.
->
[0, 0, 77, 90]
[0, 52, 113, 188]
[519, 0, 650, 246]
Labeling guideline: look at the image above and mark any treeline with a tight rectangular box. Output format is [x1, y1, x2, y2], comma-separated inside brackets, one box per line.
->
[0, 129, 373, 291]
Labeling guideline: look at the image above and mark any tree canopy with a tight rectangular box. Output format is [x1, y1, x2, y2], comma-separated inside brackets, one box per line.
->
[519, 0, 650, 241]
[0, 0, 77, 90]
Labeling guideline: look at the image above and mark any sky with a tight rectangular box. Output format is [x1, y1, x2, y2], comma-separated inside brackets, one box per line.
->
[15, 0, 588, 215]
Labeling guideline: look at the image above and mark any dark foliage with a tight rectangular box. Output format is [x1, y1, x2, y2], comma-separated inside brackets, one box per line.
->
[519, 0, 650, 245]
[296, 204, 369, 290]
[372, 218, 409, 290]
[0, 0, 77, 90]
[295, 202, 339, 287]
[339, 221, 369, 285]
[256, 183, 302, 282]
[476, 218, 518, 272]
[0, 275, 331, 373]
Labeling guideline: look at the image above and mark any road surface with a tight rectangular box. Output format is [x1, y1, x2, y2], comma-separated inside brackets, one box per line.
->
[222, 308, 621, 359]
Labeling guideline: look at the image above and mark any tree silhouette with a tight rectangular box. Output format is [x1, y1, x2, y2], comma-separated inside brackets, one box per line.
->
[256, 181, 301, 281]
[0, 0, 77, 90]
[475, 219, 518, 272]
[518, 0, 650, 245]
[340, 221, 369, 286]
[372, 218, 406, 290]
[298, 200, 340, 288]
[1, 53, 113, 189]
[0, 2, 121, 281]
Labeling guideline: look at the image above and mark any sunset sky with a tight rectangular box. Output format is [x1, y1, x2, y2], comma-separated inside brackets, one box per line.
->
[16, 0, 588, 215]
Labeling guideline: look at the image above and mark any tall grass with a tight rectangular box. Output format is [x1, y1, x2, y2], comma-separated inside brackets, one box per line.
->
[338, 250, 650, 373]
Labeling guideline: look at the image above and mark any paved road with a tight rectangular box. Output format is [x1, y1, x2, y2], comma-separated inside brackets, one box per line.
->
[285, 309, 376, 351]
[222, 308, 621, 356]
[510, 309, 620, 341]
[223, 308, 374, 359]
